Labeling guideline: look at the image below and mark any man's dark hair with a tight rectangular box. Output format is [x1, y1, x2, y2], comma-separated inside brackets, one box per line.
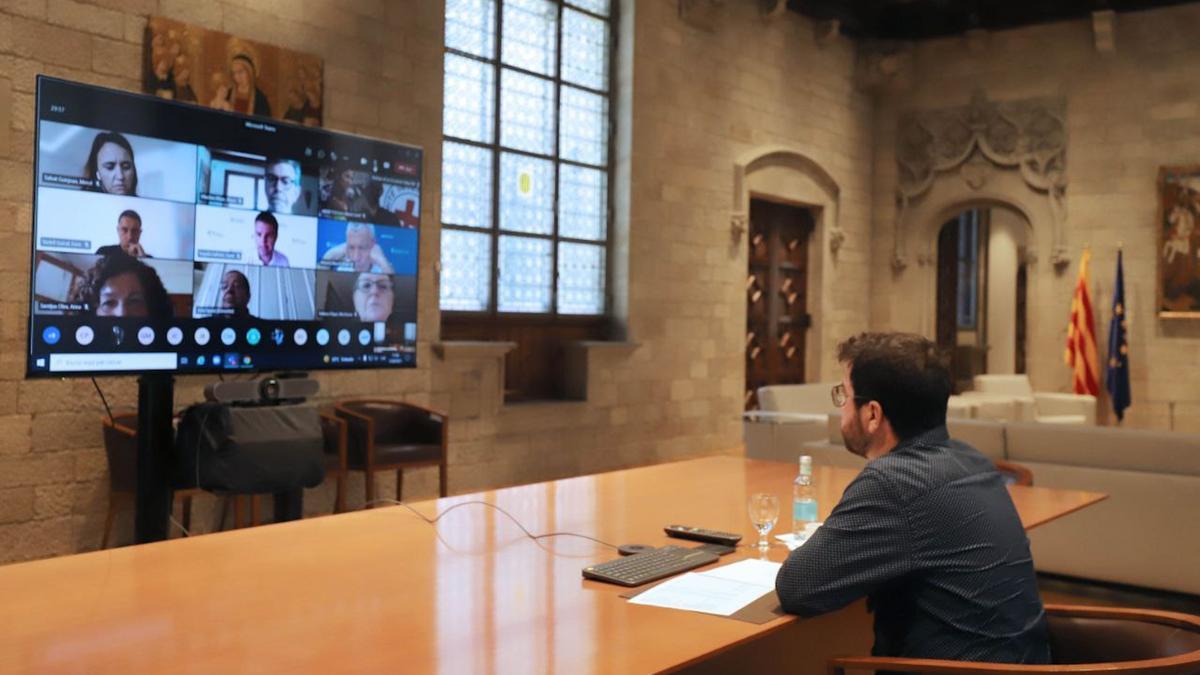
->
[836, 332, 951, 440]
[254, 211, 279, 234]
[71, 253, 173, 317]
[118, 209, 141, 225]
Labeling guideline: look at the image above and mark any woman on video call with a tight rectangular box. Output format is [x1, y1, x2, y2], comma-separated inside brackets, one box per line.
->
[71, 253, 173, 318]
[83, 131, 138, 196]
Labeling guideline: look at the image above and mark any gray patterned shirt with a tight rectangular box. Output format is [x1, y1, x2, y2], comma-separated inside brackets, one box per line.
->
[775, 426, 1050, 667]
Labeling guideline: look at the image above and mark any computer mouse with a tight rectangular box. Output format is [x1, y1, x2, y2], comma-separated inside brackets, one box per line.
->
[617, 544, 654, 556]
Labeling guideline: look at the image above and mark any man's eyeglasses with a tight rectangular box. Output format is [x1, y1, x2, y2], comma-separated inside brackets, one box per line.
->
[831, 383, 870, 407]
[355, 279, 394, 293]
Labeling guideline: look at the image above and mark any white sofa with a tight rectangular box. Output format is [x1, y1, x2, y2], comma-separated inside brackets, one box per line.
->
[744, 383, 839, 463]
[969, 374, 1096, 424]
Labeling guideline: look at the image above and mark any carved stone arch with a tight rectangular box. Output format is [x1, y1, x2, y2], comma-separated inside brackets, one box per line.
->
[732, 146, 841, 382]
[892, 91, 1070, 273]
[732, 146, 841, 250]
[919, 195, 1039, 267]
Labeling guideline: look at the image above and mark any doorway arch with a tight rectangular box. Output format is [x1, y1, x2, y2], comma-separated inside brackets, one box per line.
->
[733, 146, 840, 383]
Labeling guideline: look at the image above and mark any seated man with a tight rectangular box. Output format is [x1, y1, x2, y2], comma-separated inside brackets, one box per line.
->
[264, 158, 302, 214]
[219, 270, 252, 318]
[253, 211, 289, 267]
[775, 332, 1049, 669]
[96, 210, 151, 258]
[319, 222, 393, 273]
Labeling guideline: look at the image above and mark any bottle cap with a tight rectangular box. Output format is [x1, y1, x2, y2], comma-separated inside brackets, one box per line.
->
[799, 454, 813, 473]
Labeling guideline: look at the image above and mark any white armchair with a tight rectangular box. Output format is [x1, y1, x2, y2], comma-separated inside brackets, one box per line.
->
[744, 383, 839, 461]
[971, 374, 1096, 425]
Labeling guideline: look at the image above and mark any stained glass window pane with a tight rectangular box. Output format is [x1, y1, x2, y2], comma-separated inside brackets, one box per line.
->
[559, 86, 607, 166]
[562, 8, 608, 91]
[558, 164, 606, 241]
[441, 142, 493, 228]
[558, 242, 605, 315]
[500, 152, 554, 235]
[566, 0, 609, 16]
[440, 230, 492, 311]
[500, 69, 556, 155]
[446, 0, 497, 58]
[501, 0, 557, 76]
[443, 54, 495, 143]
[498, 235, 552, 312]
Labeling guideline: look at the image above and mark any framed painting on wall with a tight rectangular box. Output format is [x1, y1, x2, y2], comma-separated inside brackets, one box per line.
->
[143, 16, 323, 126]
[1157, 165, 1200, 318]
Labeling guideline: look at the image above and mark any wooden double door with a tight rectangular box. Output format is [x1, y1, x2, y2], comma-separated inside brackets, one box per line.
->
[745, 198, 814, 410]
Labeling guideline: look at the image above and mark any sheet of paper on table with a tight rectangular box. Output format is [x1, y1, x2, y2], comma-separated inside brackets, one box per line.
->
[627, 558, 783, 616]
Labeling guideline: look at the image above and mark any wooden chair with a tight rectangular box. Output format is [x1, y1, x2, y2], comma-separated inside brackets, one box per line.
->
[334, 399, 448, 506]
[827, 604, 1200, 674]
[320, 412, 348, 513]
[995, 459, 1035, 486]
[100, 413, 203, 547]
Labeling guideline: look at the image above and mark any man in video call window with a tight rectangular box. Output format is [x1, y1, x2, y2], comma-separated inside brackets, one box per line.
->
[220, 270, 252, 318]
[253, 211, 289, 267]
[95, 210, 151, 258]
[264, 158, 302, 214]
[320, 222, 394, 273]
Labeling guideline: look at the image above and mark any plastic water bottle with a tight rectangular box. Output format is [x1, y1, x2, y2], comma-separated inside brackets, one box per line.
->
[793, 455, 817, 536]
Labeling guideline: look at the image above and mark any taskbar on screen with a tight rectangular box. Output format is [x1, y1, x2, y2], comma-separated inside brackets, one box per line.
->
[27, 315, 417, 376]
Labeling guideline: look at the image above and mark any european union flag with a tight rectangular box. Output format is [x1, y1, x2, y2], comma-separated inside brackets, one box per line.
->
[1105, 251, 1131, 421]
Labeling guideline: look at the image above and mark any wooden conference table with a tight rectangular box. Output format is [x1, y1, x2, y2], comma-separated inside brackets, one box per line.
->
[0, 456, 1105, 674]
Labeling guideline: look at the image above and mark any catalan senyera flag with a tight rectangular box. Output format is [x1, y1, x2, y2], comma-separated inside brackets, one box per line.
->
[1064, 249, 1100, 396]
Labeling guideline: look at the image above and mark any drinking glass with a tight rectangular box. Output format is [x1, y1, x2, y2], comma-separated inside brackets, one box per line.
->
[747, 493, 780, 552]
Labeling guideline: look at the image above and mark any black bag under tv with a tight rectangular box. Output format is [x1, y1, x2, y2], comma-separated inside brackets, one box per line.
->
[26, 76, 423, 377]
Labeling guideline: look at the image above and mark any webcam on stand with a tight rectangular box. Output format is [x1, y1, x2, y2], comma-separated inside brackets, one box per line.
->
[204, 371, 320, 406]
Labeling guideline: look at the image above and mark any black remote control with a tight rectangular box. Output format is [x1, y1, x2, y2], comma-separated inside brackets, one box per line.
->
[664, 525, 742, 546]
[693, 542, 737, 556]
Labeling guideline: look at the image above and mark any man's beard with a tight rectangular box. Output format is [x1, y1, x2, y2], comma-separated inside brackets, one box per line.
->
[842, 414, 869, 458]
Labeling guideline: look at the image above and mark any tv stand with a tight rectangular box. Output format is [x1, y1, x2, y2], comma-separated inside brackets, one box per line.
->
[135, 373, 174, 544]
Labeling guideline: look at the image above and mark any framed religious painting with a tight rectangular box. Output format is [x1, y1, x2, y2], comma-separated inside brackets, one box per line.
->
[143, 16, 324, 126]
[1157, 166, 1200, 318]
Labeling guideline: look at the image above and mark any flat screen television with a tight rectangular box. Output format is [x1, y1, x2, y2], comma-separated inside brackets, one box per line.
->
[27, 76, 422, 377]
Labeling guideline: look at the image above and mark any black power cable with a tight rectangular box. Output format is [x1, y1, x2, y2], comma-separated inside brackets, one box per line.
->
[367, 498, 619, 551]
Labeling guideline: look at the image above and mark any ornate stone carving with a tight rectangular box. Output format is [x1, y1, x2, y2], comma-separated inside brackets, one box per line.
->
[893, 90, 1069, 273]
[828, 228, 845, 254]
[856, 44, 913, 93]
[730, 212, 748, 241]
[960, 154, 992, 190]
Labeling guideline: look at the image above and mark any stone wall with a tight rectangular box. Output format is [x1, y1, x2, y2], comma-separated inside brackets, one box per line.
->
[0, 0, 873, 562]
[868, 5, 1200, 432]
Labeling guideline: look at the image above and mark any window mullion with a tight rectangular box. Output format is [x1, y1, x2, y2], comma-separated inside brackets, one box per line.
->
[489, 0, 505, 317]
[551, 1, 565, 316]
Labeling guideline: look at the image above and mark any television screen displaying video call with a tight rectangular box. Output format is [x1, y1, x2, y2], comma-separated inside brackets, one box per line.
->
[27, 77, 422, 377]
